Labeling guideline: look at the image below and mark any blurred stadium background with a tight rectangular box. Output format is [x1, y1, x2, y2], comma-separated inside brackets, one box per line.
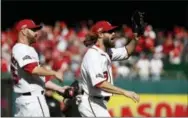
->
[1, 1, 188, 117]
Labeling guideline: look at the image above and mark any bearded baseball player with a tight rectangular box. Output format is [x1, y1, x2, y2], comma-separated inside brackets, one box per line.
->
[77, 11, 145, 117]
[11, 19, 69, 117]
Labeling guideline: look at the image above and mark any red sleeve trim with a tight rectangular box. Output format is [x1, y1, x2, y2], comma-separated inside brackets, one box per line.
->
[23, 62, 38, 74]
[95, 80, 106, 88]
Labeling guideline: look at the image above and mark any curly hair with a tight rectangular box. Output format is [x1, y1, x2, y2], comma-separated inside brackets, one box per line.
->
[83, 32, 98, 47]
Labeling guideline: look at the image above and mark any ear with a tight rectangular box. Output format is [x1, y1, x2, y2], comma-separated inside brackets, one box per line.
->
[20, 28, 27, 36]
[98, 32, 103, 38]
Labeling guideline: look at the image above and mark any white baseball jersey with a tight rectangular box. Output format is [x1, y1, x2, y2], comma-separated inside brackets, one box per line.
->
[11, 43, 45, 93]
[80, 45, 129, 97]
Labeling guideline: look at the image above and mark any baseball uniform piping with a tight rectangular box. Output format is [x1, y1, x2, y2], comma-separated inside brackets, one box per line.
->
[37, 97, 45, 116]
[88, 97, 97, 117]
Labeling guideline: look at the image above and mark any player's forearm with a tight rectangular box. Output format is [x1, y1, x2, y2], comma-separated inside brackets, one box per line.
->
[32, 66, 56, 76]
[45, 81, 65, 93]
[102, 87, 124, 95]
[125, 38, 138, 55]
[125, 34, 138, 55]
[97, 81, 129, 96]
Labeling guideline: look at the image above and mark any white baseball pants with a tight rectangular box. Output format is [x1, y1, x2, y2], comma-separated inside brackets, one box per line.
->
[14, 91, 50, 117]
[77, 93, 111, 117]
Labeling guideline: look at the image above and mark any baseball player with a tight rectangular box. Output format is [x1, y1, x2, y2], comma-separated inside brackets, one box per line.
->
[11, 19, 69, 117]
[78, 11, 145, 117]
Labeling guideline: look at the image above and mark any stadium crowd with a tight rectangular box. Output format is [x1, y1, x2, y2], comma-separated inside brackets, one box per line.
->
[1, 20, 188, 81]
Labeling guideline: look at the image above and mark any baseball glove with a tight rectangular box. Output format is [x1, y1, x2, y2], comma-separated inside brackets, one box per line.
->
[58, 80, 81, 99]
[131, 10, 146, 36]
[62, 87, 75, 99]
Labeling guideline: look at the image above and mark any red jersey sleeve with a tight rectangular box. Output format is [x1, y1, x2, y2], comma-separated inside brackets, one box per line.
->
[23, 62, 38, 74]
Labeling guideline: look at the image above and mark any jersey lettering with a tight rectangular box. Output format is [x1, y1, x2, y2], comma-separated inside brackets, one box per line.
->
[22, 55, 32, 60]
[11, 55, 20, 84]
[96, 73, 103, 78]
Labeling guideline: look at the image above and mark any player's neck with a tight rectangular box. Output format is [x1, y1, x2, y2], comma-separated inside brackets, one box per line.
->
[18, 37, 30, 45]
[95, 40, 106, 52]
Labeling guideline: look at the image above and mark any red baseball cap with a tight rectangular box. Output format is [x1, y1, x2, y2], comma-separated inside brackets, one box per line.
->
[91, 21, 118, 34]
[15, 19, 42, 32]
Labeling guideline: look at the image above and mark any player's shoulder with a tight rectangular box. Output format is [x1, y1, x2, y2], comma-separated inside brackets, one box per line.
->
[84, 47, 101, 58]
[82, 48, 101, 64]
[12, 43, 31, 53]
[110, 46, 126, 52]
[12, 43, 30, 50]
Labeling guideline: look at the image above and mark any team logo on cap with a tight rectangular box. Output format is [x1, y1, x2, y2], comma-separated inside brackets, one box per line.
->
[22, 25, 27, 29]
[106, 22, 111, 26]
[97, 28, 103, 32]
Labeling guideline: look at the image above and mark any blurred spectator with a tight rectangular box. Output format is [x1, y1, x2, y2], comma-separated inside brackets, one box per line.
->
[123, 25, 134, 39]
[117, 64, 130, 78]
[169, 40, 183, 64]
[1, 58, 9, 73]
[136, 53, 150, 81]
[1, 20, 187, 81]
[57, 37, 68, 52]
[174, 26, 186, 40]
[156, 31, 165, 45]
[135, 36, 145, 54]
[154, 45, 164, 59]
[1, 33, 12, 64]
[144, 25, 156, 40]
[145, 36, 155, 52]
[115, 37, 127, 48]
[150, 53, 163, 81]
[162, 32, 174, 55]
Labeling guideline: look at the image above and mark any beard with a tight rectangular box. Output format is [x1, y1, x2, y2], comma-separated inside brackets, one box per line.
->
[28, 36, 37, 44]
[27, 33, 37, 44]
[103, 37, 116, 48]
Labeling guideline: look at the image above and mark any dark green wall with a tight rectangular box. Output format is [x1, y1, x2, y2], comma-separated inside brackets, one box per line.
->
[2, 73, 188, 94]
